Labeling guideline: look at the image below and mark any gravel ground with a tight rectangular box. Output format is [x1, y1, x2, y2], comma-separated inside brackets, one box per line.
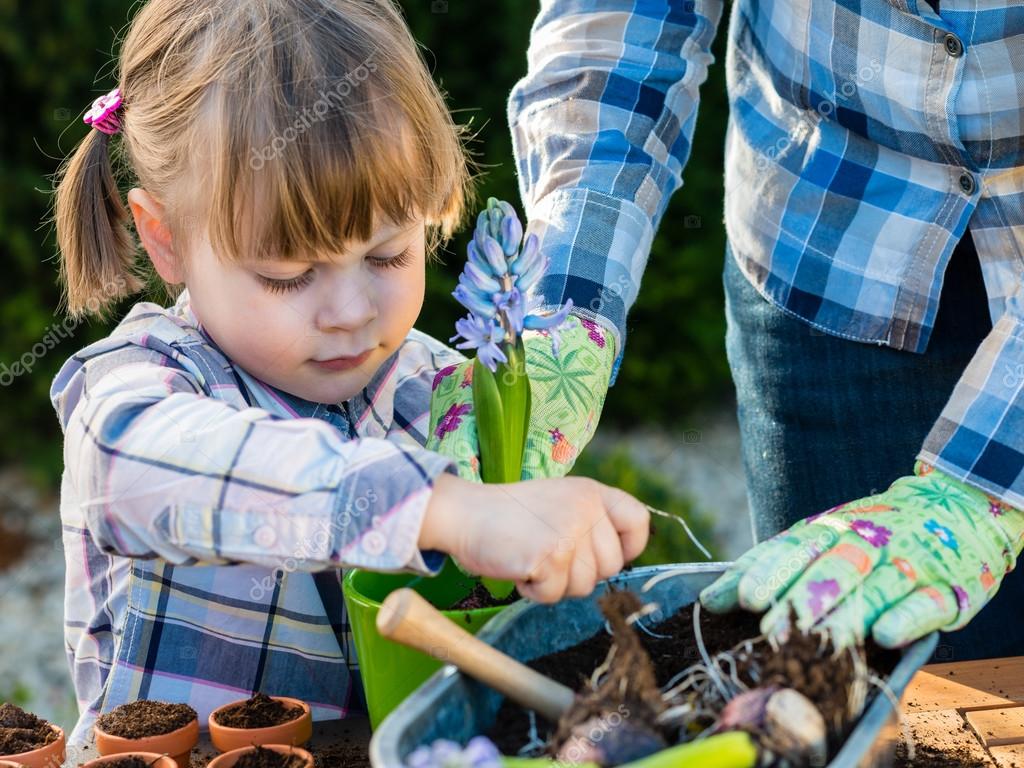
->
[0, 467, 78, 734]
[590, 406, 754, 560]
[0, 409, 753, 736]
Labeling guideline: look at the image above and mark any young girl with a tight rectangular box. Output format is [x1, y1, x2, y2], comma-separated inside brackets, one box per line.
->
[49, 0, 649, 745]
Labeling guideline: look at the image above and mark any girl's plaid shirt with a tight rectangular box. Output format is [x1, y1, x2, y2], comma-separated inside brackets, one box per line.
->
[50, 289, 460, 745]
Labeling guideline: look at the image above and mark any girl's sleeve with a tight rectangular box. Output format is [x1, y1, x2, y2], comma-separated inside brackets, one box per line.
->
[50, 345, 454, 574]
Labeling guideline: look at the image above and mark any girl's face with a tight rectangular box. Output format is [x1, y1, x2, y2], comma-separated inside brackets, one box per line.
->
[184, 218, 427, 404]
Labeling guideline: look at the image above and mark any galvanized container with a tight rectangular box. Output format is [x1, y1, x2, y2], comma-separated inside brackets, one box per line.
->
[370, 563, 937, 768]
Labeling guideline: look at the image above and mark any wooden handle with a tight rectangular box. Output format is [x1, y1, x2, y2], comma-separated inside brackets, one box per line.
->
[377, 588, 576, 722]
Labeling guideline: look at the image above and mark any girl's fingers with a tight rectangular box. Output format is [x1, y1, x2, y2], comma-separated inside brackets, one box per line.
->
[759, 534, 882, 637]
[516, 552, 571, 604]
[872, 586, 959, 648]
[596, 485, 650, 562]
[813, 563, 917, 648]
[565, 548, 599, 598]
[590, 515, 625, 581]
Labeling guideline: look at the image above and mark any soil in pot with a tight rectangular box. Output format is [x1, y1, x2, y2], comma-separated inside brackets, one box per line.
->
[0, 704, 60, 755]
[486, 588, 901, 764]
[446, 583, 521, 612]
[234, 746, 308, 768]
[96, 702, 198, 739]
[309, 738, 369, 768]
[97, 757, 168, 768]
[212, 694, 304, 729]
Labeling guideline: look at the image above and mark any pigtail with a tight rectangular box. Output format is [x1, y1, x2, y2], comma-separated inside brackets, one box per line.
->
[53, 123, 147, 322]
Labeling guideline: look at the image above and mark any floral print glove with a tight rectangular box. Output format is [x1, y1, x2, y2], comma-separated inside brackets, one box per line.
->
[699, 462, 1024, 648]
[426, 314, 616, 482]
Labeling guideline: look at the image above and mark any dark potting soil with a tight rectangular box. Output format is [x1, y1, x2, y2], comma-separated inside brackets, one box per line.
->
[95, 700, 197, 739]
[234, 746, 308, 768]
[485, 596, 901, 760]
[893, 737, 996, 768]
[447, 583, 522, 612]
[0, 702, 59, 755]
[99, 757, 165, 768]
[213, 693, 303, 729]
[310, 738, 370, 768]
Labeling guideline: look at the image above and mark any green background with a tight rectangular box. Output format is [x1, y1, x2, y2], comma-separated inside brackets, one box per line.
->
[0, 0, 730, 489]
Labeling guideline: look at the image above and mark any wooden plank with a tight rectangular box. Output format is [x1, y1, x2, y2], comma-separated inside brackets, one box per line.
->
[965, 706, 1024, 748]
[902, 657, 1024, 713]
[900, 709, 995, 766]
[989, 743, 1024, 768]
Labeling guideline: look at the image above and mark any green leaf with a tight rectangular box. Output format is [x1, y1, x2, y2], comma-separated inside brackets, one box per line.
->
[473, 357, 506, 484]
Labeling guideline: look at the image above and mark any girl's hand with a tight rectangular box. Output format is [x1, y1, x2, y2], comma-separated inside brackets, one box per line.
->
[420, 473, 649, 603]
[699, 462, 1024, 648]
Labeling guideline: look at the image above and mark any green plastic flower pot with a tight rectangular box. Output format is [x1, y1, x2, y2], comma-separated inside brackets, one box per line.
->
[342, 557, 512, 728]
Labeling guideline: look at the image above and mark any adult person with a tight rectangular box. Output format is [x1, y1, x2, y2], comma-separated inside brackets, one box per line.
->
[505, 0, 1024, 661]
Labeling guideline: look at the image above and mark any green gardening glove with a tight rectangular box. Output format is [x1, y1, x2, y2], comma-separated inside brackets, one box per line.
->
[426, 313, 616, 482]
[699, 461, 1024, 648]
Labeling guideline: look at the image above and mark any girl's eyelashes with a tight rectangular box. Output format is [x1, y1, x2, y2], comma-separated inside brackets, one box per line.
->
[255, 247, 416, 294]
[256, 269, 316, 294]
[367, 246, 415, 270]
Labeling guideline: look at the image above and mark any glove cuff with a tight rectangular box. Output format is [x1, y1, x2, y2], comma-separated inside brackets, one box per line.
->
[914, 460, 1024, 563]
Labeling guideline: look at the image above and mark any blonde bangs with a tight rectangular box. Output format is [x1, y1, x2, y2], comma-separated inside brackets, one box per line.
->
[186, 1, 472, 266]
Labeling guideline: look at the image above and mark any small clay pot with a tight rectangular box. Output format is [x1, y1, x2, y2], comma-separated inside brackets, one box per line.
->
[0, 724, 66, 768]
[94, 715, 199, 768]
[207, 745, 313, 768]
[208, 697, 312, 753]
[80, 752, 178, 768]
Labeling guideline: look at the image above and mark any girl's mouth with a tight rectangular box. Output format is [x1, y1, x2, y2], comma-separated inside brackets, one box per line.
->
[312, 348, 373, 371]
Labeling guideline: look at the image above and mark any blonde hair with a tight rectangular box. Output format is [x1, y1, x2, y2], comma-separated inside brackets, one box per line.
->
[52, 0, 474, 321]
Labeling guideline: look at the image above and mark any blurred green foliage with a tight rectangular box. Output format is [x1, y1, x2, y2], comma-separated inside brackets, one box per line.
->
[570, 447, 718, 565]
[0, 1, 730, 489]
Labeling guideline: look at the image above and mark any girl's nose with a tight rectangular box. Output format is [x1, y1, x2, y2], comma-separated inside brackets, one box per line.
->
[315, 271, 378, 332]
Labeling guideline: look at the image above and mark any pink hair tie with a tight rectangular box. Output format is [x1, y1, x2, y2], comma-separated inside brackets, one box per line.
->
[84, 87, 123, 135]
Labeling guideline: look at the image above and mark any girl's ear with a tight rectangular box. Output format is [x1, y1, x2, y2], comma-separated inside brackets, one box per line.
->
[127, 187, 185, 284]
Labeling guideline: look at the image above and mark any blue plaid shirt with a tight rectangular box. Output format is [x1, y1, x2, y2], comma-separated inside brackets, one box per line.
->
[50, 289, 457, 745]
[509, 0, 1024, 509]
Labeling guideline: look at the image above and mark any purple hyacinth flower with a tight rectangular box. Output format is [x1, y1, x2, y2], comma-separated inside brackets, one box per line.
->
[453, 284, 497, 320]
[499, 213, 523, 257]
[407, 737, 503, 768]
[509, 233, 540, 277]
[450, 313, 507, 372]
[463, 260, 501, 293]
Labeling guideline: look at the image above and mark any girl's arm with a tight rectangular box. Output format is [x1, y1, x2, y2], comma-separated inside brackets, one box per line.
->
[52, 346, 452, 574]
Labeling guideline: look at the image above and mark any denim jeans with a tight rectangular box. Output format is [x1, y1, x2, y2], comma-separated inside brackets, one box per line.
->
[724, 230, 1024, 662]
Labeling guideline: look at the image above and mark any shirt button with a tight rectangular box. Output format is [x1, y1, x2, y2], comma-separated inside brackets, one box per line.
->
[943, 33, 964, 57]
[958, 171, 976, 195]
[253, 525, 277, 548]
[361, 530, 387, 556]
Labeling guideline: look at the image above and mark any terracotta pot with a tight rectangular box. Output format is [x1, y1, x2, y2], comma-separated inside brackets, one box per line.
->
[0, 724, 65, 768]
[207, 745, 313, 768]
[207, 697, 312, 753]
[80, 752, 177, 768]
[94, 715, 199, 768]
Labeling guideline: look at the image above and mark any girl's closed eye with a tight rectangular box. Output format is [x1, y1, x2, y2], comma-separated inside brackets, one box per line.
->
[367, 245, 415, 271]
[255, 247, 416, 294]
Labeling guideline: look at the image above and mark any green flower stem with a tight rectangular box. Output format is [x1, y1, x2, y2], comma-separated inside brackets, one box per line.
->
[474, 338, 531, 599]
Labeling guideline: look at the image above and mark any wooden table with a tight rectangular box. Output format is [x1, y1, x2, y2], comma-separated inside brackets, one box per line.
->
[899, 656, 1024, 766]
